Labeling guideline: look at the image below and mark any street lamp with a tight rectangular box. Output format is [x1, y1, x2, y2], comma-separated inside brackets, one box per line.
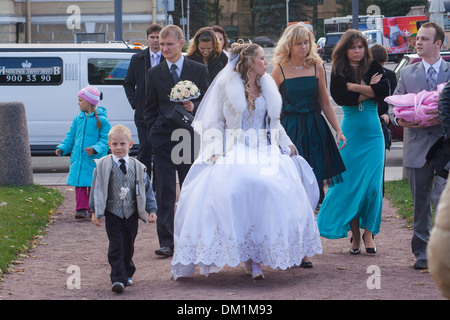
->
[286, 0, 289, 27]
[181, 0, 185, 39]
[114, 0, 122, 41]
[187, 0, 190, 42]
[352, 0, 358, 29]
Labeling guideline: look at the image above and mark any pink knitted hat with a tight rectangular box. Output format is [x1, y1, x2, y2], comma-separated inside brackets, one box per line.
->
[78, 86, 101, 106]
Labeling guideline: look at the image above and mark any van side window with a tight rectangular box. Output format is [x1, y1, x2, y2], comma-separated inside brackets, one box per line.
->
[0, 57, 62, 85]
[88, 58, 130, 85]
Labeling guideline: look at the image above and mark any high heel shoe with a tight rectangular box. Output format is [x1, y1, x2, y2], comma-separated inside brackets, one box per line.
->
[349, 237, 361, 255]
[363, 232, 377, 254]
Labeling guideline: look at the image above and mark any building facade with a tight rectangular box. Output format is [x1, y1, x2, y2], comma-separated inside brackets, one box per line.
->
[0, 0, 164, 44]
[0, 0, 341, 44]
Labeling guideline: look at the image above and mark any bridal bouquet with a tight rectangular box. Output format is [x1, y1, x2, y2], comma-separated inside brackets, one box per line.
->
[169, 80, 201, 102]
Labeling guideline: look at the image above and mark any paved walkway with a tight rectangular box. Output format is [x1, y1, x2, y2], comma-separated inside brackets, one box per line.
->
[0, 184, 445, 301]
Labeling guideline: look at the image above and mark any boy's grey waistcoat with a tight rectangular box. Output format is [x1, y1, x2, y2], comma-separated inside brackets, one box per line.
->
[107, 159, 137, 219]
[89, 154, 157, 222]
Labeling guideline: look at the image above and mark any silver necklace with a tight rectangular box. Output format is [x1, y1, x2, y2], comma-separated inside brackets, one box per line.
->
[288, 61, 304, 70]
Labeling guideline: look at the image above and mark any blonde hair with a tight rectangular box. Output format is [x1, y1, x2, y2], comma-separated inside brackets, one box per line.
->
[160, 25, 184, 41]
[82, 103, 102, 130]
[230, 41, 262, 112]
[108, 125, 132, 142]
[272, 23, 322, 67]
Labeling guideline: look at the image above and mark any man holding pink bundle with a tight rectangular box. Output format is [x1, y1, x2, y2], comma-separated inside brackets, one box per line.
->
[388, 22, 450, 270]
[385, 82, 447, 126]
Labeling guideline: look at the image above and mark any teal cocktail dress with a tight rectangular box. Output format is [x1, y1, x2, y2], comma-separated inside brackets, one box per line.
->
[317, 99, 385, 239]
[279, 65, 345, 185]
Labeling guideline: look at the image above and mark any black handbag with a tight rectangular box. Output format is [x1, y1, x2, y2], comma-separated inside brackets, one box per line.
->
[380, 117, 392, 150]
[164, 103, 194, 130]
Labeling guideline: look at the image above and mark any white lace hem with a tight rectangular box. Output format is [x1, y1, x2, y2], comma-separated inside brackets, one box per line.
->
[171, 223, 322, 280]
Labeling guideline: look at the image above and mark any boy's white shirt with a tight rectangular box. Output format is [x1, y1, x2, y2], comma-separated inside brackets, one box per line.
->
[112, 154, 129, 171]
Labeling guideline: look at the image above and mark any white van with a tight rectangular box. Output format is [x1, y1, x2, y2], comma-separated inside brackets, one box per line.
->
[0, 43, 142, 155]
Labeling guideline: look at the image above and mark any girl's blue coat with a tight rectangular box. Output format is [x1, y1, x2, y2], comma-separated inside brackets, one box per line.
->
[57, 106, 111, 187]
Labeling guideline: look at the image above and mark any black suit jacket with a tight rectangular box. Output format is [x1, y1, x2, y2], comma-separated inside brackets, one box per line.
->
[123, 48, 165, 122]
[144, 57, 211, 133]
[377, 67, 397, 117]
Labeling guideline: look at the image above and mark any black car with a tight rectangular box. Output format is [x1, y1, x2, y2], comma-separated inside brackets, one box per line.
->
[252, 36, 275, 47]
[322, 32, 344, 63]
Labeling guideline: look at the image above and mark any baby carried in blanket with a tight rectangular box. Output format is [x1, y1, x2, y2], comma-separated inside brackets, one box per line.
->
[385, 82, 447, 126]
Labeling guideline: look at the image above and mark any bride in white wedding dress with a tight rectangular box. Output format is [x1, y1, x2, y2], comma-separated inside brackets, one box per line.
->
[171, 42, 322, 280]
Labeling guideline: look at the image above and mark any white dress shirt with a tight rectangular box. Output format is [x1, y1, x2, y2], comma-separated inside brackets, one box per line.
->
[423, 57, 442, 83]
[150, 49, 162, 67]
[112, 154, 129, 172]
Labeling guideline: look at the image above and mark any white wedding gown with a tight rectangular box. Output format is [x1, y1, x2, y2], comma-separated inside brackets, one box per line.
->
[171, 95, 322, 279]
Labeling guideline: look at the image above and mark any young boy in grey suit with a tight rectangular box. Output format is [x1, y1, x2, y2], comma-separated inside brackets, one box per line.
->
[90, 125, 157, 293]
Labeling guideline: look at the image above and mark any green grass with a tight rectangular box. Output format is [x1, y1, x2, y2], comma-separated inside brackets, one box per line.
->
[0, 185, 64, 274]
[384, 178, 414, 227]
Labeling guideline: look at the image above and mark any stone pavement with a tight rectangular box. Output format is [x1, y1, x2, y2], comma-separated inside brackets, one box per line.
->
[0, 185, 444, 301]
[0, 150, 446, 301]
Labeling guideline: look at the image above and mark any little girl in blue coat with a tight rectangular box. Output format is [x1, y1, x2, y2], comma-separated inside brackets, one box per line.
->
[56, 86, 111, 219]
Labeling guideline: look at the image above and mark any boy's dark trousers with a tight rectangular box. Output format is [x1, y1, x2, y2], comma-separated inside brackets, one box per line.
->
[104, 210, 138, 285]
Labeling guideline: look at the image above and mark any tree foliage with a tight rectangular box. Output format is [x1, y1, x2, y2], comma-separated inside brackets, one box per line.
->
[171, 0, 207, 37]
[253, 0, 315, 37]
[337, 0, 428, 17]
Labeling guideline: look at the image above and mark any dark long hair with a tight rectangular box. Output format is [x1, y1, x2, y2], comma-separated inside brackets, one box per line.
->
[331, 29, 372, 83]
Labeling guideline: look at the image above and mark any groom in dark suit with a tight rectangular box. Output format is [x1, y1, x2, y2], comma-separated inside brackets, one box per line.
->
[144, 25, 211, 256]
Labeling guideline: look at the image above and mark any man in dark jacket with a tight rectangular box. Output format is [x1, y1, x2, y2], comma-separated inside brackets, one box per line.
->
[123, 24, 164, 178]
[438, 81, 450, 178]
[144, 25, 211, 256]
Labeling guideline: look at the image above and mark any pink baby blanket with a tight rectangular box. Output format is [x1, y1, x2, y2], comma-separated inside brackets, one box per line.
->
[384, 83, 446, 126]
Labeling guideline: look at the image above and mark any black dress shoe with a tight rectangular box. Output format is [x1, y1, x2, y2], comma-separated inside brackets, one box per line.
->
[300, 260, 313, 268]
[111, 282, 125, 294]
[413, 259, 428, 270]
[155, 247, 173, 256]
[362, 232, 377, 254]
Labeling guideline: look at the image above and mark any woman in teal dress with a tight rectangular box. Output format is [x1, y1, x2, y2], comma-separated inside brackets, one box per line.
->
[272, 24, 347, 208]
[316, 30, 390, 254]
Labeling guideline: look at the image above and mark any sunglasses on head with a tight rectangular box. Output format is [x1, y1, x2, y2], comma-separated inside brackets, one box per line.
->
[198, 33, 214, 41]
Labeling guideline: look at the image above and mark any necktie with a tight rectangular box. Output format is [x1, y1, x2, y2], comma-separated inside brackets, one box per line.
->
[170, 64, 179, 83]
[152, 53, 158, 67]
[119, 159, 127, 175]
[427, 67, 437, 91]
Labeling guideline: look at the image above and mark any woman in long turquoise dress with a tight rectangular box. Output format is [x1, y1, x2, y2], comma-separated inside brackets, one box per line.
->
[272, 24, 347, 210]
[316, 30, 390, 254]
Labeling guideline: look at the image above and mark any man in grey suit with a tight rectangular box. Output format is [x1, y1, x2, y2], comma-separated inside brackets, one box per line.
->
[389, 22, 450, 270]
